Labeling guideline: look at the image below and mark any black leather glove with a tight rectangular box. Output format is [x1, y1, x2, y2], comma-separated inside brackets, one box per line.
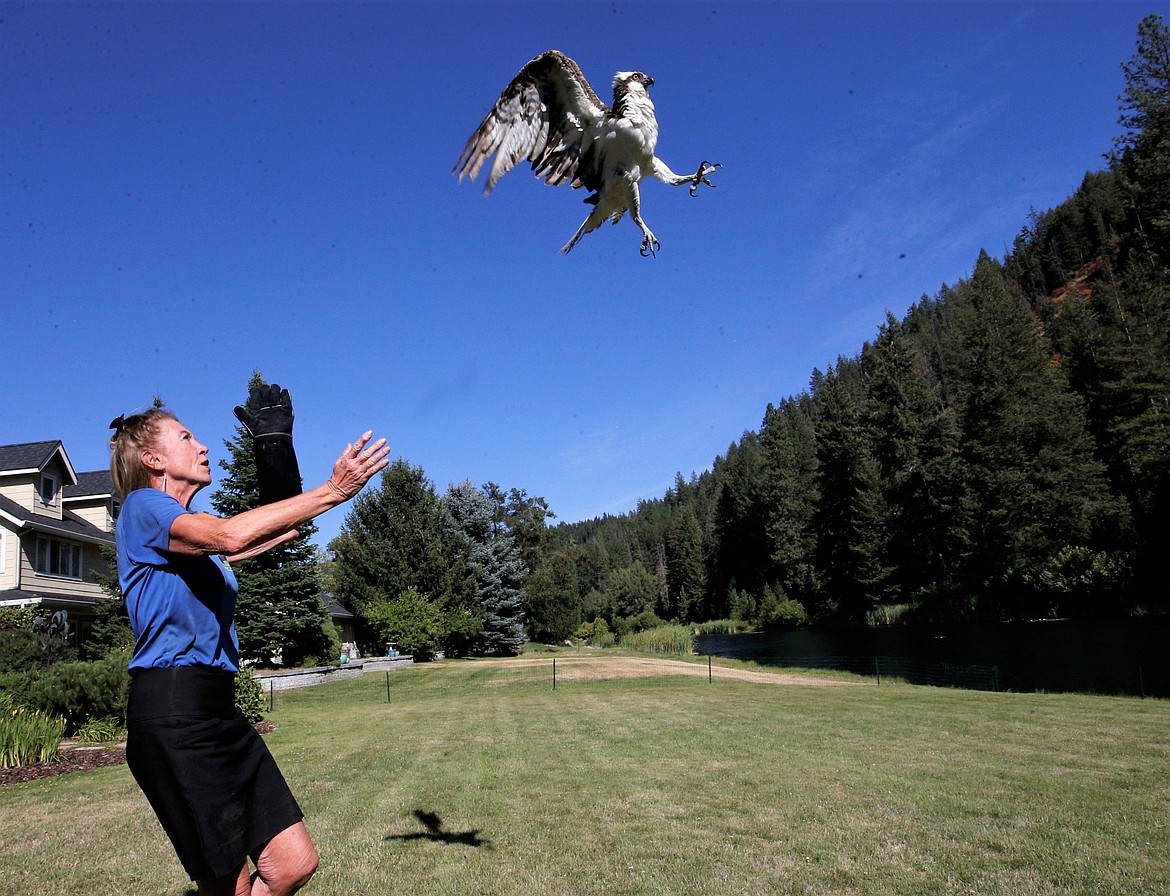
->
[233, 383, 303, 505]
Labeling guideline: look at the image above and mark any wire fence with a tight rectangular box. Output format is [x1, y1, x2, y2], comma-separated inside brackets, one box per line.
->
[262, 652, 1165, 710]
[699, 653, 1164, 697]
[732, 654, 1003, 691]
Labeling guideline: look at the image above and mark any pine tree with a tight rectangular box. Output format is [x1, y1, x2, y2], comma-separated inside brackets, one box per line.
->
[210, 374, 334, 667]
[664, 504, 706, 623]
[441, 481, 527, 655]
[1112, 14, 1170, 265]
[810, 365, 888, 623]
[759, 396, 819, 610]
[940, 254, 1128, 615]
[707, 434, 770, 615]
[861, 313, 966, 611]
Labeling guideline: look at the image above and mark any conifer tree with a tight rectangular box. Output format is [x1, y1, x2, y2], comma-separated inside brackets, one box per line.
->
[329, 457, 474, 654]
[861, 313, 966, 611]
[524, 549, 583, 643]
[810, 366, 889, 623]
[210, 373, 334, 667]
[940, 254, 1128, 614]
[441, 481, 527, 655]
[1112, 14, 1170, 264]
[759, 396, 819, 610]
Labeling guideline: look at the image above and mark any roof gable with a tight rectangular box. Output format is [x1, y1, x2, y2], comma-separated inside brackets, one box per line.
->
[0, 441, 78, 485]
[65, 470, 115, 500]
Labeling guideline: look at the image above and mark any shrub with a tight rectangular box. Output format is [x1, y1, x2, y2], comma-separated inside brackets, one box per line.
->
[0, 608, 40, 676]
[235, 667, 266, 724]
[25, 651, 130, 734]
[364, 587, 447, 660]
[757, 585, 808, 630]
[591, 617, 615, 648]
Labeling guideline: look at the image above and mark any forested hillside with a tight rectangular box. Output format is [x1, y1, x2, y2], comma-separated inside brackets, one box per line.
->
[521, 15, 1170, 640]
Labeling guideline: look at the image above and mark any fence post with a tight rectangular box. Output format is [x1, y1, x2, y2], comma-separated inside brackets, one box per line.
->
[874, 657, 881, 686]
[553, 658, 557, 690]
[386, 670, 391, 704]
[1139, 665, 1145, 699]
[268, 680, 274, 712]
[709, 655, 712, 683]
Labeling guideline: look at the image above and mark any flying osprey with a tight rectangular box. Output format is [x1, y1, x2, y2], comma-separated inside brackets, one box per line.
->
[453, 49, 719, 257]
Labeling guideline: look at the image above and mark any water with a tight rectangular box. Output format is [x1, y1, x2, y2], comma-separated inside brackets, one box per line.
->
[698, 617, 1170, 697]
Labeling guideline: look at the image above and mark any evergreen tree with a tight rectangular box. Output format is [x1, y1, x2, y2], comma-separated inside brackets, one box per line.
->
[211, 374, 333, 667]
[759, 396, 819, 610]
[940, 253, 1128, 615]
[1112, 14, 1170, 265]
[810, 366, 888, 623]
[524, 549, 583, 643]
[707, 434, 770, 616]
[442, 481, 527, 655]
[329, 457, 473, 654]
[82, 543, 134, 660]
[861, 313, 966, 611]
[664, 504, 706, 623]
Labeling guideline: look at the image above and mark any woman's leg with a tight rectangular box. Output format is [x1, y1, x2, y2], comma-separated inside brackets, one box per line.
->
[195, 863, 250, 896]
[248, 821, 319, 896]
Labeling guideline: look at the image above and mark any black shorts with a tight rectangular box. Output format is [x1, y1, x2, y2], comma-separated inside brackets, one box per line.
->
[126, 666, 304, 881]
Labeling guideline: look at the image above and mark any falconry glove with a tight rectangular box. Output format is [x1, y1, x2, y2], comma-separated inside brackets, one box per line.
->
[233, 383, 303, 505]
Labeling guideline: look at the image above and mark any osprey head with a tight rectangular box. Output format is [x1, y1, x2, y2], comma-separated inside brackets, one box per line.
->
[614, 70, 654, 91]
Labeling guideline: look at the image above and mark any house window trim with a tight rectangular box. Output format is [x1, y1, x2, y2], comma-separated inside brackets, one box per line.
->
[39, 472, 59, 507]
[34, 536, 83, 581]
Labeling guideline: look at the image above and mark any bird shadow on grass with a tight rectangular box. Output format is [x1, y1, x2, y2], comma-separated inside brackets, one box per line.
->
[385, 809, 491, 848]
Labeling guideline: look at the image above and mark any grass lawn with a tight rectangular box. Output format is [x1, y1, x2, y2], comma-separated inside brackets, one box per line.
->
[1, 656, 1167, 895]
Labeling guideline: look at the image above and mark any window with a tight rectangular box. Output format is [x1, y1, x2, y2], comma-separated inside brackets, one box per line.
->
[39, 473, 59, 507]
[35, 537, 83, 579]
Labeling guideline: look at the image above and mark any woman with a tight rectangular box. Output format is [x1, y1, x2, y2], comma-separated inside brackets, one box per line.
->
[109, 406, 389, 896]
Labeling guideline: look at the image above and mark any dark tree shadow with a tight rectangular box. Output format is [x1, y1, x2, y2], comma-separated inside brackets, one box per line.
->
[385, 809, 490, 848]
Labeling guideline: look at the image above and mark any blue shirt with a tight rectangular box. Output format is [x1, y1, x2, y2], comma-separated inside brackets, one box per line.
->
[117, 488, 240, 672]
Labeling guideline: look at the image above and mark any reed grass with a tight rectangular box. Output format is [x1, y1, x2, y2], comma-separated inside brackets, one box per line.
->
[0, 704, 66, 769]
[623, 624, 695, 654]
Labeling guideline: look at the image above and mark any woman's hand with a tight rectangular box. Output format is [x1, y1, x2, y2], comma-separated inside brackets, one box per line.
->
[326, 431, 391, 501]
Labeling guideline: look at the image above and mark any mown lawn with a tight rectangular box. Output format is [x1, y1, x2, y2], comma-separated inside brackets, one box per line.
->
[1, 658, 1167, 895]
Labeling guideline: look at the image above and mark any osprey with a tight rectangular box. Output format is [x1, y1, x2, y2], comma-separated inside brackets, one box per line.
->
[454, 49, 719, 257]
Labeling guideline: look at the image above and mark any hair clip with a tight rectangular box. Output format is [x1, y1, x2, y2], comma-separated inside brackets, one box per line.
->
[109, 415, 126, 434]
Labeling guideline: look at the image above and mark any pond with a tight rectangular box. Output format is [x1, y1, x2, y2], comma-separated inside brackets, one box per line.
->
[698, 616, 1170, 697]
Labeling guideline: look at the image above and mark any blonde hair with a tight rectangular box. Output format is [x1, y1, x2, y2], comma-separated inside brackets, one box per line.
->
[108, 408, 178, 500]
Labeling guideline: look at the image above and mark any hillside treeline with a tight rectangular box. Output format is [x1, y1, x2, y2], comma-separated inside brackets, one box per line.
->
[520, 15, 1170, 640]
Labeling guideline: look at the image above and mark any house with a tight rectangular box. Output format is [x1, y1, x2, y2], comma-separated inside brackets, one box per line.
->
[0, 441, 118, 646]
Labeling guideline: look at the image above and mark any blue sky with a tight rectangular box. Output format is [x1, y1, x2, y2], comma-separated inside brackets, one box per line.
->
[2, 1, 1157, 547]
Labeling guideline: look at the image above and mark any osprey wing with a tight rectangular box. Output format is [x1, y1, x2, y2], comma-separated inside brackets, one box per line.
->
[454, 50, 610, 195]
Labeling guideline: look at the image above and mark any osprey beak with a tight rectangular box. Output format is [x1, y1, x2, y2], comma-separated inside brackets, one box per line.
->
[645, 76, 655, 87]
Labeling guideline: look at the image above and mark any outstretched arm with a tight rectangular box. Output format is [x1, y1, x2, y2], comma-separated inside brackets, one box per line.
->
[234, 383, 303, 505]
[168, 432, 390, 558]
